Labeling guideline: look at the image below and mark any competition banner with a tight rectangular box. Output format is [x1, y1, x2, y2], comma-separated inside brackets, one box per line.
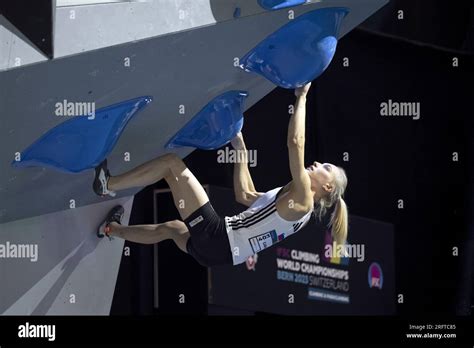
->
[209, 187, 395, 315]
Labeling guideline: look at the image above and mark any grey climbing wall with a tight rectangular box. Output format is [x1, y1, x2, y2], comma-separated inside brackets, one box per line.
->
[0, 197, 133, 315]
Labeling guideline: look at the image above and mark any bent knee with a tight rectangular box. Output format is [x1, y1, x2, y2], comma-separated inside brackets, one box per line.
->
[166, 219, 188, 233]
[163, 153, 185, 169]
[163, 152, 180, 163]
[162, 153, 187, 180]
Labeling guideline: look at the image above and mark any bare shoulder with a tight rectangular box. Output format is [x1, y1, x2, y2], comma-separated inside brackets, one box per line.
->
[275, 190, 313, 221]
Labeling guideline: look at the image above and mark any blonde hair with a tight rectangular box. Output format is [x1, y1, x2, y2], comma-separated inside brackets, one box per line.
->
[313, 166, 348, 245]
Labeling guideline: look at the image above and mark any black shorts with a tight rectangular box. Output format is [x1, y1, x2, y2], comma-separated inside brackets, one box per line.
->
[183, 202, 233, 267]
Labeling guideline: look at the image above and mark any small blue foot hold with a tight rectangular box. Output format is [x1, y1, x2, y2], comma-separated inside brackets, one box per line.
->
[258, 0, 306, 11]
[11, 96, 153, 173]
[239, 7, 349, 89]
[233, 7, 241, 18]
[165, 91, 248, 150]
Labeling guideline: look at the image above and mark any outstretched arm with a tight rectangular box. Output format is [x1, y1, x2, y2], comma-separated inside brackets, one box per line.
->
[286, 83, 313, 212]
[231, 132, 262, 207]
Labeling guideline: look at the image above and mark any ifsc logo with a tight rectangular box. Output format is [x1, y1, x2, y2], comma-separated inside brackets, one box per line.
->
[368, 262, 383, 289]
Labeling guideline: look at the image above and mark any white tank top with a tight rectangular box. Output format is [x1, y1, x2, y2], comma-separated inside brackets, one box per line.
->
[224, 187, 313, 265]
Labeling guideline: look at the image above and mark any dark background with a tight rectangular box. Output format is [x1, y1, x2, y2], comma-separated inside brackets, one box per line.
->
[111, 0, 474, 317]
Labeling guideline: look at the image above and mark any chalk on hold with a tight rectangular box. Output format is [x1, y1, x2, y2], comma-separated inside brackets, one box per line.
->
[239, 7, 349, 89]
[165, 91, 248, 150]
[11, 96, 152, 173]
[258, 0, 306, 11]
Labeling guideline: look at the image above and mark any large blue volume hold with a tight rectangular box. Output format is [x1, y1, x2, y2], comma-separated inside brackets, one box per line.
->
[165, 91, 248, 150]
[239, 7, 349, 89]
[12, 96, 153, 173]
[258, 0, 306, 10]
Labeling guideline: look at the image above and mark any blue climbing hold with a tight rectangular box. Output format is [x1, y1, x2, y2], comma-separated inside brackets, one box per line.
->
[165, 91, 248, 150]
[239, 7, 349, 89]
[258, 0, 306, 11]
[12, 96, 152, 173]
[233, 7, 241, 18]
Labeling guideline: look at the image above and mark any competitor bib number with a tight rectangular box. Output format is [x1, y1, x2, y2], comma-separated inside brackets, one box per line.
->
[249, 230, 280, 253]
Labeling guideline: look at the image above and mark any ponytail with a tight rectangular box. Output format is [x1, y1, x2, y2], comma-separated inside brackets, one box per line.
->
[312, 165, 348, 245]
[329, 197, 348, 245]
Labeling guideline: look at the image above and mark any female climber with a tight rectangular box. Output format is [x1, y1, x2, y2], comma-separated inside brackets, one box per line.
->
[93, 82, 349, 267]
